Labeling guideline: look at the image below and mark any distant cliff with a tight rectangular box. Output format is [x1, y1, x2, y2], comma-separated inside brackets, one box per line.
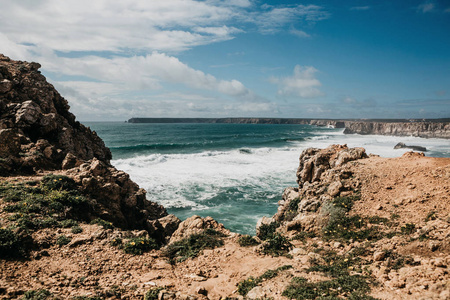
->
[343, 121, 450, 139]
[128, 118, 449, 138]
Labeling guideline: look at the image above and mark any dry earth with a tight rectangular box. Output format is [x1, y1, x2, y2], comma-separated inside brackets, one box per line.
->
[1, 152, 449, 300]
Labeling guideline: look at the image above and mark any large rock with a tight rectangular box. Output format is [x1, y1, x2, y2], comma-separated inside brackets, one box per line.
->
[169, 215, 229, 242]
[0, 54, 169, 239]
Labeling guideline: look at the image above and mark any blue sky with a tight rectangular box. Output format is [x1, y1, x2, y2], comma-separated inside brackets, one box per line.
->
[1, 0, 449, 121]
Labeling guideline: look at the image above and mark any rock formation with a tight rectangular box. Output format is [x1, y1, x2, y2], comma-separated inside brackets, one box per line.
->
[394, 142, 427, 152]
[0, 54, 172, 234]
[343, 121, 450, 139]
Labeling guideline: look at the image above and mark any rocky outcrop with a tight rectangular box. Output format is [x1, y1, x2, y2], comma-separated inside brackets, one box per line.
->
[343, 121, 450, 139]
[394, 142, 427, 152]
[264, 145, 367, 233]
[0, 54, 171, 235]
[0, 54, 111, 174]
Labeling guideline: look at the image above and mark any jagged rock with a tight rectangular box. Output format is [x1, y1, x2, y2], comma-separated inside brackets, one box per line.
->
[0, 54, 170, 239]
[327, 181, 343, 197]
[246, 286, 265, 299]
[394, 142, 427, 152]
[147, 214, 181, 242]
[170, 215, 229, 242]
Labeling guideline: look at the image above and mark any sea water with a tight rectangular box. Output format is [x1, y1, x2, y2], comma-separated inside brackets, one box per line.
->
[85, 122, 450, 235]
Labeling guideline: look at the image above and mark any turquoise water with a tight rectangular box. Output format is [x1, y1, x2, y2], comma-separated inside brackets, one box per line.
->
[85, 122, 450, 234]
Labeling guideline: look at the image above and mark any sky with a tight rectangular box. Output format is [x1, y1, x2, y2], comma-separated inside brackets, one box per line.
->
[1, 0, 449, 121]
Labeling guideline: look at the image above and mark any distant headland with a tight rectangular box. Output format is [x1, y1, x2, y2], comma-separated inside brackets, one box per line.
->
[127, 118, 450, 139]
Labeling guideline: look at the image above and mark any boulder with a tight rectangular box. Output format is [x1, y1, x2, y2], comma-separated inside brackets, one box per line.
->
[170, 215, 229, 242]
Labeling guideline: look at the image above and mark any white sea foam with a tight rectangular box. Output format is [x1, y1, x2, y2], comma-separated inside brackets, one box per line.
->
[112, 129, 449, 233]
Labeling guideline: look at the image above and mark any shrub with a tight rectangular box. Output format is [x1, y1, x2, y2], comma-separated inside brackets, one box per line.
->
[60, 219, 78, 228]
[20, 289, 53, 300]
[144, 287, 165, 300]
[257, 222, 279, 241]
[110, 237, 123, 247]
[291, 231, 316, 242]
[90, 218, 114, 230]
[401, 223, 416, 235]
[261, 233, 292, 257]
[238, 265, 293, 296]
[425, 211, 437, 222]
[0, 228, 27, 258]
[56, 235, 71, 247]
[71, 225, 83, 234]
[41, 174, 77, 191]
[123, 237, 159, 255]
[238, 235, 260, 247]
[162, 230, 225, 264]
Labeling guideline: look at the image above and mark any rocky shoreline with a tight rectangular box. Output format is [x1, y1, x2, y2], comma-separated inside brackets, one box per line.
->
[1, 55, 449, 299]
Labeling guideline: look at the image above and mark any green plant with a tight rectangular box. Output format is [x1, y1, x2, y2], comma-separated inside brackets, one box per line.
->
[110, 237, 123, 247]
[261, 233, 292, 257]
[144, 287, 165, 300]
[425, 211, 437, 222]
[41, 174, 77, 191]
[56, 235, 71, 247]
[20, 289, 53, 300]
[400, 223, 416, 235]
[162, 230, 225, 264]
[257, 222, 279, 240]
[90, 218, 114, 229]
[291, 231, 316, 242]
[238, 265, 293, 296]
[0, 228, 28, 258]
[238, 235, 260, 247]
[59, 219, 79, 228]
[71, 225, 83, 234]
[123, 237, 159, 255]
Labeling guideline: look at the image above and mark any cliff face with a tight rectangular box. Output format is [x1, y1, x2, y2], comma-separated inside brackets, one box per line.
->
[343, 121, 450, 139]
[0, 54, 171, 232]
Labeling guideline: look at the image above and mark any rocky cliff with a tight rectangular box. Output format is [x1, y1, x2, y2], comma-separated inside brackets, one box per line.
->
[343, 121, 450, 139]
[0, 54, 173, 233]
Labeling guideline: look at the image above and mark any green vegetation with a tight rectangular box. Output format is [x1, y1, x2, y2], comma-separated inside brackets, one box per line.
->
[123, 237, 159, 255]
[0, 175, 89, 232]
[291, 231, 316, 242]
[261, 233, 292, 257]
[282, 248, 377, 299]
[256, 222, 279, 240]
[56, 235, 71, 247]
[20, 289, 54, 300]
[425, 211, 437, 222]
[90, 218, 114, 230]
[400, 223, 416, 235]
[238, 235, 260, 247]
[71, 225, 83, 234]
[0, 227, 28, 258]
[144, 287, 165, 300]
[284, 197, 301, 221]
[162, 229, 225, 264]
[237, 265, 293, 296]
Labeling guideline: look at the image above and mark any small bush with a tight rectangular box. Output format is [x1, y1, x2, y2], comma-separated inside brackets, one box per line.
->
[400, 223, 416, 235]
[238, 265, 293, 296]
[56, 235, 71, 247]
[60, 219, 78, 228]
[291, 231, 316, 242]
[110, 237, 123, 247]
[90, 218, 114, 230]
[425, 211, 437, 222]
[21, 289, 53, 300]
[0, 228, 27, 258]
[238, 235, 260, 247]
[257, 222, 279, 241]
[41, 174, 77, 191]
[162, 230, 225, 264]
[144, 287, 165, 300]
[261, 233, 292, 257]
[237, 276, 258, 296]
[71, 225, 83, 234]
[123, 237, 159, 255]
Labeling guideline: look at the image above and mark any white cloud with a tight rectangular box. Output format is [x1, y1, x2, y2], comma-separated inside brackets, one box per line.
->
[290, 28, 311, 38]
[417, 2, 435, 13]
[248, 4, 329, 34]
[270, 65, 324, 98]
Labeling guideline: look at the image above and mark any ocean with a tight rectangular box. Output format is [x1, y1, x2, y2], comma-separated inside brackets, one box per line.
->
[85, 122, 450, 235]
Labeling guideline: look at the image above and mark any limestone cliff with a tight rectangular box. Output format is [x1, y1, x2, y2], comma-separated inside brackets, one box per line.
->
[0, 54, 173, 233]
[343, 121, 450, 139]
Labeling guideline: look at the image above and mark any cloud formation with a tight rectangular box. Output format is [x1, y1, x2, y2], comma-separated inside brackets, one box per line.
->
[270, 65, 324, 98]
